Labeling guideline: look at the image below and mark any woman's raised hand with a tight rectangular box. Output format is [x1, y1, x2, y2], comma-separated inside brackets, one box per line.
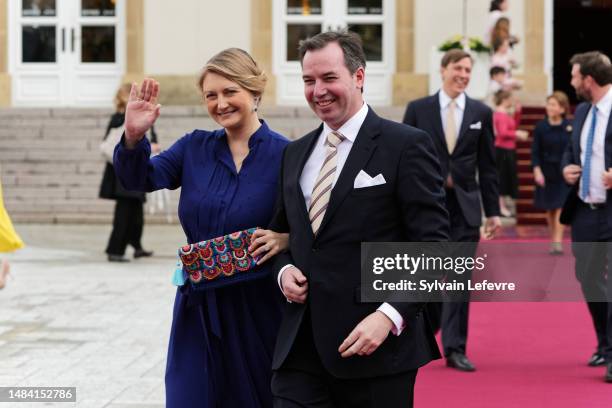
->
[124, 78, 161, 148]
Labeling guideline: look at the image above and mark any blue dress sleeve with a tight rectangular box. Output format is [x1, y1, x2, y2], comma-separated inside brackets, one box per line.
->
[531, 121, 543, 168]
[113, 132, 190, 192]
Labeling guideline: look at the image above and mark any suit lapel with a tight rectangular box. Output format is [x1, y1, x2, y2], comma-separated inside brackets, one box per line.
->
[315, 108, 380, 237]
[605, 108, 612, 169]
[573, 105, 589, 166]
[294, 126, 322, 234]
[457, 97, 476, 147]
[429, 93, 446, 150]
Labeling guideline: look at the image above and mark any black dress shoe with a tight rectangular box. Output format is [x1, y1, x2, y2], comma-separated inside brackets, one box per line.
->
[133, 249, 153, 258]
[588, 352, 606, 367]
[606, 363, 612, 383]
[446, 352, 476, 372]
[108, 254, 130, 263]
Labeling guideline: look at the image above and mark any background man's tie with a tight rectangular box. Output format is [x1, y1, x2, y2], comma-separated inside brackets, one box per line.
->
[580, 105, 599, 201]
[309, 131, 346, 235]
[445, 99, 457, 154]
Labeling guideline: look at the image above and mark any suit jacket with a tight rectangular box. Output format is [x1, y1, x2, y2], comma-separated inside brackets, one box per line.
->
[402, 93, 500, 226]
[269, 107, 450, 379]
[560, 102, 612, 225]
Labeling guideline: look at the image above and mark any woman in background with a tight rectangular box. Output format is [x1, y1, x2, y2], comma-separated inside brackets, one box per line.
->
[493, 90, 528, 217]
[99, 84, 156, 262]
[113, 48, 289, 408]
[531, 91, 572, 254]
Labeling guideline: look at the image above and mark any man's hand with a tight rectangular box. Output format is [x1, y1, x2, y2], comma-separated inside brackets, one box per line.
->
[338, 311, 393, 358]
[280, 266, 308, 303]
[482, 216, 501, 240]
[602, 168, 612, 189]
[563, 164, 582, 185]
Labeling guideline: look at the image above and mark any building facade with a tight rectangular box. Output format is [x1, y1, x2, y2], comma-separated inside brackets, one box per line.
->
[0, 0, 556, 108]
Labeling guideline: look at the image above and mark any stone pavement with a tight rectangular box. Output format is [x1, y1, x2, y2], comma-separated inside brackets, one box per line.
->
[0, 224, 187, 408]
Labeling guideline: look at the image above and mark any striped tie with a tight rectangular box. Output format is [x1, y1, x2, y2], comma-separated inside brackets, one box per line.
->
[580, 105, 598, 201]
[309, 131, 346, 235]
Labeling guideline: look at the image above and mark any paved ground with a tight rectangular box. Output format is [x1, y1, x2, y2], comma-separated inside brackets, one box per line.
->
[0, 224, 186, 408]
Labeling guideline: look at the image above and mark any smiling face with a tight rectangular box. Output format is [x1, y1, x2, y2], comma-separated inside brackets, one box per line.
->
[545, 97, 565, 119]
[301, 42, 365, 130]
[441, 56, 472, 99]
[201, 72, 257, 130]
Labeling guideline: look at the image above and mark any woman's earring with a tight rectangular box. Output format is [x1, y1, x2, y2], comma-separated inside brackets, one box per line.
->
[253, 97, 260, 112]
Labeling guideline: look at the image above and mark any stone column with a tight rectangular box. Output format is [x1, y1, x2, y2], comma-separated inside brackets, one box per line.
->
[251, 0, 275, 106]
[393, 0, 428, 106]
[0, 0, 11, 106]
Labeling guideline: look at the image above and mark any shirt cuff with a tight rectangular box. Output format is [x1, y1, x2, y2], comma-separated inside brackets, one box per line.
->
[278, 264, 294, 303]
[377, 303, 405, 336]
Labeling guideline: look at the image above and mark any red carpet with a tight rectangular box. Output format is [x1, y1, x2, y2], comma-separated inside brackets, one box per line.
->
[415, 302, 612, 407]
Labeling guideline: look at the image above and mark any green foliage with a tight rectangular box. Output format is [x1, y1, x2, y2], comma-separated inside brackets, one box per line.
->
[438, 35, 490, 53]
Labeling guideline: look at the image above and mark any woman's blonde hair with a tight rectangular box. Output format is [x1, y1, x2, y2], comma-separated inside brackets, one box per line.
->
[546, 91, 570, 118]
[197, 48, 267, 98]
[114, 83, 132, 113]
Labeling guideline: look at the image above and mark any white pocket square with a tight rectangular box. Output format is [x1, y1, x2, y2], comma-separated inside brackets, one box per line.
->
[354, 170, 387, 189]
[469, 121, 482, 130]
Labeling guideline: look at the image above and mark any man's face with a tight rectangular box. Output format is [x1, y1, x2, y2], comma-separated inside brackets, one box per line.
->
[571, 63, 592, 102]
[301, 42, 365, 130]
[440, 57, 472, 98]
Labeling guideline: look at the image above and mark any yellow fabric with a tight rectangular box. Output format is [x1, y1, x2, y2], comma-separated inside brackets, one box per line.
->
[0, 181, 24, 253]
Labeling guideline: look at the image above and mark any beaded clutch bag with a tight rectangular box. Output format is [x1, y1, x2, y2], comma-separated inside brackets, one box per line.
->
[178, 227, 265, 290]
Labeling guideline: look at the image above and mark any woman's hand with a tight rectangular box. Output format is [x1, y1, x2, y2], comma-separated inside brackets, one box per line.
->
[124, 79, 161, 149]
[516, 129, 529, 141]
[533, 166, 545, 187]
[248, 229, 289, 265]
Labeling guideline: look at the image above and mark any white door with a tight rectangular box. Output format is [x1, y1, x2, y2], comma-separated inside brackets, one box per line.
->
[273, 0, 395, 106]
[10, 0, 125, 107]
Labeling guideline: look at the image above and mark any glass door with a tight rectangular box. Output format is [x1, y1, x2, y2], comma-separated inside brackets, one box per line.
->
[10, 0, 125, 106]
[69, 0, 124, 105]
[273, 0, 394, 106]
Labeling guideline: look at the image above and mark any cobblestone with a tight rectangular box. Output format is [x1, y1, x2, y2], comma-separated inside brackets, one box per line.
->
[0, 224, 186, 407]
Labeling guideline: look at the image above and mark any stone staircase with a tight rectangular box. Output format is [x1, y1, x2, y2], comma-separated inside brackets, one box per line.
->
[0, 105, 406, 224]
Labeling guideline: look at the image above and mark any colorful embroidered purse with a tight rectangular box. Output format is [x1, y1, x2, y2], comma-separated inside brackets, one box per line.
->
[178, 228, 265, 290]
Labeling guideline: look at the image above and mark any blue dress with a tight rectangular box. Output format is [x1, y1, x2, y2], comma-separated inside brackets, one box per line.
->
[531, 118, 572, 209]
[114, 121, 289, 407]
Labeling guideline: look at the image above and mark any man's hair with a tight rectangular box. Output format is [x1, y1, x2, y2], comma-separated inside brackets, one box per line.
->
[440, 49, 473, 68]
[490, 66, 506, 78]
[298, 31, 366, 74]
[570, 51, 612, 86]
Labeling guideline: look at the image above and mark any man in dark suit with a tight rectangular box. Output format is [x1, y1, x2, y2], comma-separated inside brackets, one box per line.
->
[402, 49, 501, 372]
[269, 31, 450, 408]
[560, 51, 612, 382]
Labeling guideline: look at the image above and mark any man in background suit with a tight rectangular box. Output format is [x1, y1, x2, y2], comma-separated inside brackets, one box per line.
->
[402, 49, 501, 372]
[269, 31, 449, 408]
[561, 51, 612, 382]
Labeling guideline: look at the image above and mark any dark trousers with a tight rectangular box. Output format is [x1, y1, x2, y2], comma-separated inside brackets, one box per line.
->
[105, 198, 144, 256]
[570, 201, 612, 360]
[272, 311, 417, 408]
[426, 189, 479, 356]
